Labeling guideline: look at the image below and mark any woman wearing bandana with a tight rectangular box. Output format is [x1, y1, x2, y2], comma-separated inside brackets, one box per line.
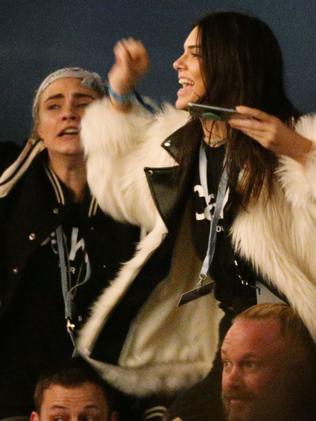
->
[0, 68, 141, 419]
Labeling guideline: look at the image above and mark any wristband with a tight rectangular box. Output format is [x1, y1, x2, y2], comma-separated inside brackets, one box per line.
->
[107, 85, 135, 104]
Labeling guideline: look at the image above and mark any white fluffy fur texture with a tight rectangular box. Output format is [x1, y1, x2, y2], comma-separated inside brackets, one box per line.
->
[277, 114, 316, 207]
[79, 239, 223, 397]
[79, 101, 214, 395]
[81, 99, 189, 232]
[82, 357, 213, 397]
[79, 103, 316, 395]
[231, 114, 316, 340]
[115, 202, 223, 395]
[78, 219, 167, 355]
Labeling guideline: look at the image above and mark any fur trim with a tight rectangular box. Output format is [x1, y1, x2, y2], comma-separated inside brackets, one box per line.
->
[78, 219, 168, 354]
[78, 200, 223, 396]
[82, 357, 212, 397]
[231, 176, 316, 340]
[81, 99, 189, 232]
[252, 113, 316, 339]
[79, 102, 214, 396]
[277, 114, 316, 207]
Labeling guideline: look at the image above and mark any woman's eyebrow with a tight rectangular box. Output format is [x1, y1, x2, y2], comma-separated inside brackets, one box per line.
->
[73, 93, 96, 100]
[44, 93, 95, 103]
[185, 44, 202, 51]
[44, 93, 64, 103]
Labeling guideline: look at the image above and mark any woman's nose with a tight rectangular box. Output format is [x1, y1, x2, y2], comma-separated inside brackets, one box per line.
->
[173, 53, 185, 71]
[61, 105, 80, 121]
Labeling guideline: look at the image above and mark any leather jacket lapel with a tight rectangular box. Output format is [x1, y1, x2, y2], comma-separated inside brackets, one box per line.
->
[145, 120, 202, 232]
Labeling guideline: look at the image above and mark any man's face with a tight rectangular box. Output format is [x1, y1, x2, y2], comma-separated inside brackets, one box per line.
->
[37, 77, 99, 160]
[221, 319, 300, 421]
[31, 382, 112, 421]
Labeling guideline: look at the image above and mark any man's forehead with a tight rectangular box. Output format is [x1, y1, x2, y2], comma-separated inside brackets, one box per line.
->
[42, 382, 106, 407]
[221, 318, 285, 354]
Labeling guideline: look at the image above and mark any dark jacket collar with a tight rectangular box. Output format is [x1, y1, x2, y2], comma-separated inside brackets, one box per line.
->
[161, 118, 202, 164]
[3, 151, 97, 269]
[145, 119, 202, 232]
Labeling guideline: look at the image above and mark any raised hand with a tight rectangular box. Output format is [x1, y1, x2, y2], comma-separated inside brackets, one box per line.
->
[108, 37, 150, 96]
[229, 105, 313, 163]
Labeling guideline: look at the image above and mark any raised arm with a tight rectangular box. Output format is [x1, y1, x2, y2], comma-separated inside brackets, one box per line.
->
[107, 38, 150, 111]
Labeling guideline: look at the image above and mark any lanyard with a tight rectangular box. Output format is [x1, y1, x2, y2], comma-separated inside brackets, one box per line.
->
[179, 142, 228, 306]
[199, 143, 228, 283]
[56, 225, 91, 352]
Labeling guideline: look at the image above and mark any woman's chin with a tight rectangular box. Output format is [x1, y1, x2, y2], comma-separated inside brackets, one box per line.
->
[175, 97, 190, 110]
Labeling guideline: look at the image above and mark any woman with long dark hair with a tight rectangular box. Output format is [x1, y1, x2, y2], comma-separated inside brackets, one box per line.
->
[79, 11, 316, 418]
[191, 12, 301, 206]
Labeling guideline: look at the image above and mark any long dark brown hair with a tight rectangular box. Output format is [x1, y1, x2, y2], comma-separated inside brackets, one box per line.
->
[190, 11, 300, 208]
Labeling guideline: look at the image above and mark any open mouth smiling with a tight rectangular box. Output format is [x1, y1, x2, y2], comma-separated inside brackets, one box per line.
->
[58, 127, 79, 137]
[178, 77, 194, 87]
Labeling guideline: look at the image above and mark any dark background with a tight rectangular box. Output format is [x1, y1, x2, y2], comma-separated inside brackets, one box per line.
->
[1, 0, 315, 144]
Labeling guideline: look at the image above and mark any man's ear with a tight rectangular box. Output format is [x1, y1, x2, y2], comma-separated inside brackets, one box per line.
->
[30, 411, 40, 421]
[110, 410, 119, 421]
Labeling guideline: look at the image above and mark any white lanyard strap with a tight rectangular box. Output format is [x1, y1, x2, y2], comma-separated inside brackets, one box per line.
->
[198, 143, 228, 284]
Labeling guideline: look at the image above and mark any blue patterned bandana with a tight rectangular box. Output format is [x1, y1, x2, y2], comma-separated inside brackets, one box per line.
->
[32, 67, 105, 118]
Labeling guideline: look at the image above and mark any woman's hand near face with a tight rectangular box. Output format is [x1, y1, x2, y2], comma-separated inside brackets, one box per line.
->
[108, 37, 150, 97]
[229, 105, 313, 164]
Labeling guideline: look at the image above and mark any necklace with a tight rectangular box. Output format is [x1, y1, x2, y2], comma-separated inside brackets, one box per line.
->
[204, 137, 227, 148]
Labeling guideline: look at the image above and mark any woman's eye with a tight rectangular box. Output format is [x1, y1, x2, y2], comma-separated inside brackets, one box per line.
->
[77, 102, 90, 108]
[47, 104, 60, 110]
[190, 48, 202, 58]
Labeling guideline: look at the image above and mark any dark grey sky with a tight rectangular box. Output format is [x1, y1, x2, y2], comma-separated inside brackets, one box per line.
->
[1, 0, 315, 143]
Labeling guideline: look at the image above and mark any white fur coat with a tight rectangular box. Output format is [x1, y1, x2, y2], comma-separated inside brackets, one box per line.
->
[78, 98, 316, 396]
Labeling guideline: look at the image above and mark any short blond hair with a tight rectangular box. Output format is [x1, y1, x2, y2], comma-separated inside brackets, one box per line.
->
[235, 303, 315, 363]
